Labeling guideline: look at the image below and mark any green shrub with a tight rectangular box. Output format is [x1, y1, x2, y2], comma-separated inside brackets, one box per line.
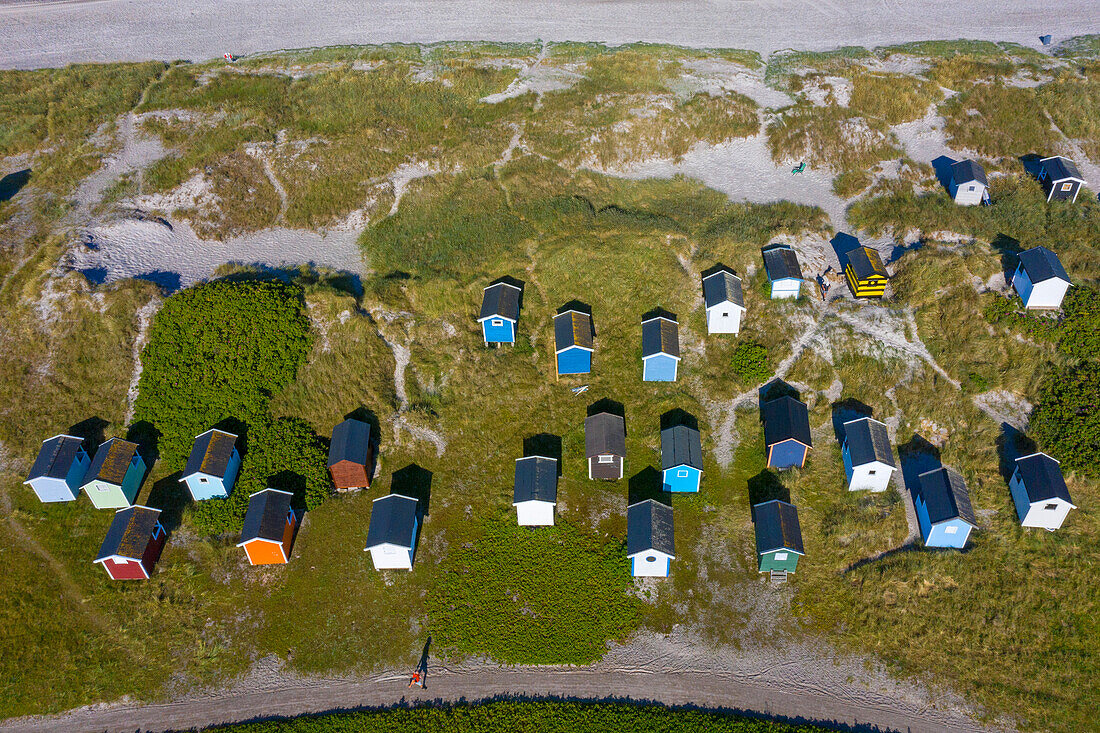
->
[731, 342, 771, 385]
[1054, 286, 1100, 361]
[1032, 364, 1100, 476]
[427, 520, 641, 664]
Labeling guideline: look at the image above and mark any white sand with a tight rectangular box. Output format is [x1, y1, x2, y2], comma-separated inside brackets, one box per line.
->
[1, 0, 1098, 70]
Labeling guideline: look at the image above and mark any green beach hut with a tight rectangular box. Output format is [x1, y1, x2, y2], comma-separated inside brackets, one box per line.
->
[83, 438, 146, 510]
[753, 499, 804, 575]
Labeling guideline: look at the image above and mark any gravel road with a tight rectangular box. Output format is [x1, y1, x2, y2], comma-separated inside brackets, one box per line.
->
[1, 0, 1098, 70]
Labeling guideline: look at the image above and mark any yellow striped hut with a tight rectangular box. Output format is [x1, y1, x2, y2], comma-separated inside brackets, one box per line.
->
[844, 246, 888, 298]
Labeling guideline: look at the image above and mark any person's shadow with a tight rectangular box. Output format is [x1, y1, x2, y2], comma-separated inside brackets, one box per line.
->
[416, 635, 432, 689]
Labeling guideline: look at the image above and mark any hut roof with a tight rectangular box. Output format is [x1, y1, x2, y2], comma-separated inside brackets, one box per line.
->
[239, 489, 294, 544]
[843, 417, 895, 468]
[479, 281, 521, 322]
[762, 396, 812, 448]
[702, 268, 745, 309]
[183, 429, 238, 478]
[554, 310, 593, 352]
[1040, 155, 1085, 183]
[1018, 246, 1070, 284]
[763, 245, 802, 281]
[641, 316, 680, 358]
[627, 499, 675, 557]
[1014, 452, 1073, 505]
[27, 434, 84, 481]
[951, 159, 988, 186]
[660, 424, 703, 470]
[95, 506, 161, 562]
[513, 456, 558, 504]
[916, 467, 977, 526]
[846, 246, 887, 280]
[328, 419, 371, 468]
[753, 499, 805, 555]
[584, 412, 626, 458]
[87, 438, 140, 486]
[365, 493, 418, 549]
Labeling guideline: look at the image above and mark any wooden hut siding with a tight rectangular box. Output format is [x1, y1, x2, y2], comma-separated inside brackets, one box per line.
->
[237, 489, 297, 565]
[365, 493, 420, 570]
[84, 441, 146, 510]
[330, 458, 372, 490]
[481, 317, 515, 344]
[554, 309, 593, 375]
[1038, 156, 1085, 203]
[914, 499, 973, 548]
[556, 348, 591, 375]
[588, 454, 623, 480]
[478, 280, 522, 345]
[95, 507, 166, 580]
[844, 263, 887, 298]
[631, 552, 673, 577]
[753, 500, 804, 573]
[1009, 453, 1076, 530]
[642, 354, 679, 381]
[841, 444, 894, 492]
[763, 245, 804, 299]
[1012, 248, 1071, 310]
[662, 465, 702, 493]
[759, 549, 799, 573]
[948, 159, 988, 206]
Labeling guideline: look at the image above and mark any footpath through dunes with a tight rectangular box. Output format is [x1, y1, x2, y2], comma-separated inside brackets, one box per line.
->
[3, 636, 1000, 733]
[0, 0, 1098, 69]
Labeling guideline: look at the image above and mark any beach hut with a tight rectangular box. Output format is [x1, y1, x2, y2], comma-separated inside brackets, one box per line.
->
[641, 314, 680, 382]
[1009, 452, 1076, 531]
[237, 488, 297, 565]
[914, 467, 977, 548]
[327, 418, 374, 490]
[477, 279, 521, 346]
[660, 424, 703, 493]
[24, 434, 89, 503]
[948, 159, 989, 206]
[93, 506, 166, 580]
[763, 396, 812, 470]
[626, 499, 674, 578]
[82, 438, 146, 510]
[513, 455, 557, 526]
[702, 266, 746, 334]
[1012, 246, 1070, 310]
[843, 245, 888, 299]
[762, 245, 803, 299]
[180, 429, 240, 501]
[753, 499, 804, 574]
[365, 493, 420, 570]
[585, 411, 626, 480]
[553, 309, 593, 376]
[1037, 156, 1085, 203]
[841, 417, 896, 492]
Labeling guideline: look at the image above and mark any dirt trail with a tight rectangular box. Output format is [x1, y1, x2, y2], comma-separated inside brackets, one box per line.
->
[2, 662, 999, 733]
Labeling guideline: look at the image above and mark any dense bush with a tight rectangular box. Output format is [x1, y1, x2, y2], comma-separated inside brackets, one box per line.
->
[1053, 286, 1100, 361]
[206, 701, 830, 732]
[731, 342, 771, 385]
[1032, 365, 1100, 476]
[133, 279, 327, 534]
[427, 521, 641, 665]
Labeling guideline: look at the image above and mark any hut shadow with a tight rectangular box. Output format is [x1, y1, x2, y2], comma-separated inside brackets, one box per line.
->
[991, 233, 1023, 284]
[1019, 153, 1044, 179]
[144, 471, 189, 534]
[67, 416, 108, 449]
[830, 232, 861, 265]
[213, 416, 250, 455]
[997, 423, 1037, 484]
[641, 306, 677, 323]
[134, 270, 182, 294]
[931, 155, 958, 192]
[0, 168, 30, 203]
[831, 398, 873, 445]
[898, 434, 942, 498]
[747, 470, 790, 520]
[628, 467, 669, 506]
[218, 264, 363, 299]
[523, 433, 562, 475]
[758, 379, 800, 411]
[392, 463, 432, 518]
[126, 419, 161, 480]
[587, 398, 626, 435]
[660, 408, 698, 432]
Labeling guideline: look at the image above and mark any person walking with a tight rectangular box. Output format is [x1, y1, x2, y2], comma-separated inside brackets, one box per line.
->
[407, 671, 423, 689]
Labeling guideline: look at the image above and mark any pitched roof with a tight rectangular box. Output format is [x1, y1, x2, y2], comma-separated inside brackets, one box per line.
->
[1017, 246, 1070, 285]
[513, 456, 558, 504]
[627, 499, 675, 557]
[842, 417, 895, 468]
[554, 310, 593, 352]
[951, 159, 988, 186]
[183, 429, 237, 479]
[763, 245, 803, 281]
[87, 438, 140, 486]
[238, 489, 294, 544]
[27, 435, 85, 481]
[95, 506, 161, 562]
[641, 316, 680, 358]
[328, 419, 371, 468]
[365, 493, 418, 549]
[762, 396, 812, 448]
[753, 499, 805, 555]
[661, 424, 703, 470]
[585, 412, 626, 458]
[916, 467, 977, 526]
[1040, 155, 1085, 183]
[846, 246, 887, 280]
[702, 269, 745, 310]
[478, 281, 521, 322]
[1014, 453, 1073, 505]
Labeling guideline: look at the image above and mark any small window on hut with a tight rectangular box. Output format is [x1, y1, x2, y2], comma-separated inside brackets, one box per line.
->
[1045, 503, 1059, 511]
[597, 455, 614, 464]
[944, 525, 958, 535]
[1061, 182, 1073, 191]
[491, 318, 504, 327]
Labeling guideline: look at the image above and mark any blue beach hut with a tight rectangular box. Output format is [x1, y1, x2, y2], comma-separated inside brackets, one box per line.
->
[641, 313, 680, 382]
[180, 429, 241, 501]
[554, 308, 593, 376]
[762, 396, 812, 470]
[24, 434, 89, 503]
[661, 424, 703, 493]
[762, 244, 803, 299]
[478, 279, 522, 346]
[914, 467, 977, 549]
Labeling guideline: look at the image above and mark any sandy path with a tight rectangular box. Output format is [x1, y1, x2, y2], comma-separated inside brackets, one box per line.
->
[1, 0, 1097, 70]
